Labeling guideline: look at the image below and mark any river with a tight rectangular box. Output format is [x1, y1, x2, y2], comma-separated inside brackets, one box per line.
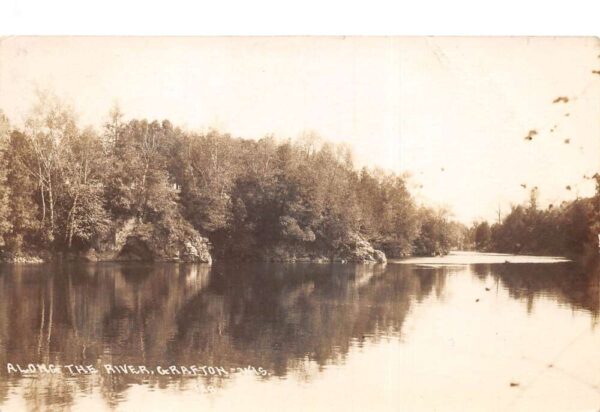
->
[0, 252, 598, 411]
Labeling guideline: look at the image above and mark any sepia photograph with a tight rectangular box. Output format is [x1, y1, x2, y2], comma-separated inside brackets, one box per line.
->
[0, 35, 599, 411]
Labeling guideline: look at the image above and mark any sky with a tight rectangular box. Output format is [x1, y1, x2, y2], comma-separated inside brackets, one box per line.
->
[0, 36, 599, 223]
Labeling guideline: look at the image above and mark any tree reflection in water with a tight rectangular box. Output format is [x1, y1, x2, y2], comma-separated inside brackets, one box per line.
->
[0, 258, 598, 410]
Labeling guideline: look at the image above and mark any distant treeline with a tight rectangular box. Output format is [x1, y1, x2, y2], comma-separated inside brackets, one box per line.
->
[0, 94, 466, 262]
[468, 185, 600, 257]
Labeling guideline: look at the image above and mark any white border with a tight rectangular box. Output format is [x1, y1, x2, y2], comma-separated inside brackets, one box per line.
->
[0, 1, 598, 36]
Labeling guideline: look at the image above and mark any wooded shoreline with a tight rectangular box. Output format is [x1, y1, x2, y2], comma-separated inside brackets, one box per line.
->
[0, 94, 598, 265]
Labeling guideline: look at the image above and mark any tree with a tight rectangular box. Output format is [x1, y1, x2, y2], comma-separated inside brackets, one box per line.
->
[104, 119, 179, 222]
[356, 169, 419, 257]
[2, 130, 40, 252]
[175, 130, 239, 234]
[0, 111, 12, 245]
[474, 221, 491, 251]
[21, 91, 79, 246]
[561, 200, 592, 255]
[413, 207, 453, 256]
[60, 127, 110, 249]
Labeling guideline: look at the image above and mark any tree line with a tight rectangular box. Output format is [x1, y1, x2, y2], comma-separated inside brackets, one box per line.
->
[0, 93, 464, 262]
[469, 57, 600, 258]
[468, 184, 600, 257]
[1, 93, 595, 261]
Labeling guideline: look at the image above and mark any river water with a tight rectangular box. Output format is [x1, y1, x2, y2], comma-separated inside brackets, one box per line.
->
[0, 252, 598, 411]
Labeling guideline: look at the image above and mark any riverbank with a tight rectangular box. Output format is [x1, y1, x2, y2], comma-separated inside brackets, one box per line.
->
[0, 246, 387, 265]
[392, 250, 571, 265]
[0, 218, 392, 265]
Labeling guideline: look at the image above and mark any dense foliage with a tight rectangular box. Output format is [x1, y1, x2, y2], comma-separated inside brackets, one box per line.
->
[0, 95, 461, 260]
[469, 182, 600, 257]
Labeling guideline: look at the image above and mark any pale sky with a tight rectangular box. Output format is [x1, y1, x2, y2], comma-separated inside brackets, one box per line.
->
[1, 37, 599, 223]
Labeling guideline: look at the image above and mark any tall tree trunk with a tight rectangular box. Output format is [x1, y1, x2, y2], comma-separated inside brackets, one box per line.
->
[39, 165, 46, 223]
[140, 159, 150, 221]
[47, 177, 55, 242]
[66, 193, 79, 249]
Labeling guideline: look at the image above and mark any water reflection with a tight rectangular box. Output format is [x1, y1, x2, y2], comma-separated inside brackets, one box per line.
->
[0, 256, 598, 410]
[471, 261, 600, 317]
